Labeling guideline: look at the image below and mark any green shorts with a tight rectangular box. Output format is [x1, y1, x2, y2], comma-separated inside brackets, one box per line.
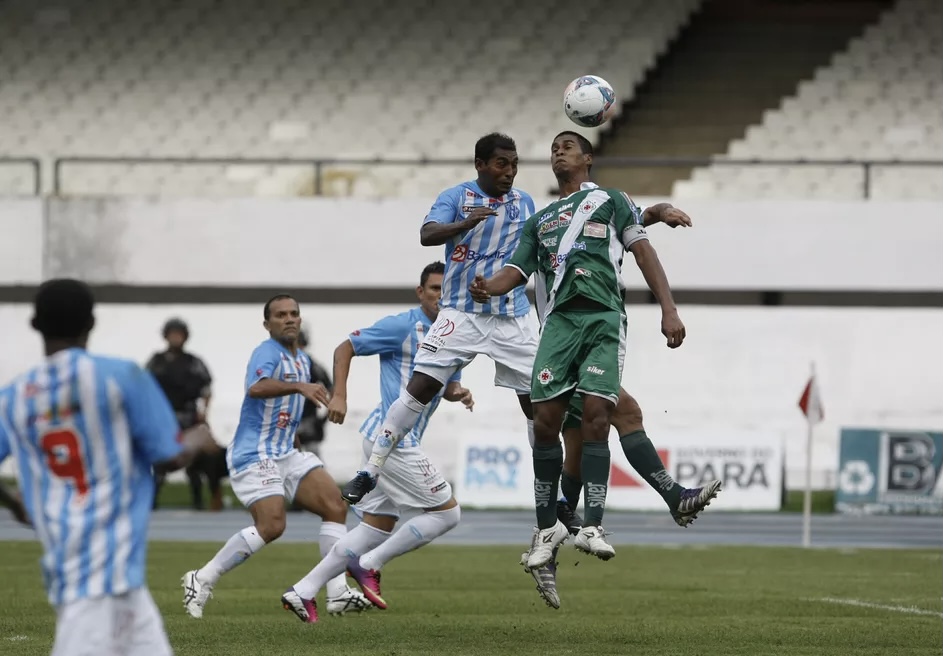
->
[531, 307, 626, 406]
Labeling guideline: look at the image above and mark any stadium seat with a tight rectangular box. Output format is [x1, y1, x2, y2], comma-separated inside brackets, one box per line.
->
[0, 0, 703, 198]
[676, 0, 943, 200]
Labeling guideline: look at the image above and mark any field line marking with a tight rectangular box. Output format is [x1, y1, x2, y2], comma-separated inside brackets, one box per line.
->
[813, 597, 943, 618]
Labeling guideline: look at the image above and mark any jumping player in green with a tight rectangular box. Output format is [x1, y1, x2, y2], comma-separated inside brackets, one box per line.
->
[471, 131, 687, 569]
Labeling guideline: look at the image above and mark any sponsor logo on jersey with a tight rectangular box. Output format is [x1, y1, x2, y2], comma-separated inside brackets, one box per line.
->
[575, 268, 592, 277]
[557, 202, 574, 212]
[461, 205, 478, 213]
[538, 215, 572, 236]
[451, 246, 511, 263]
[538, 211, 554, 225]
[541, 235, 558, 248]
[586, 365, 605, 375]
[583, 222, 607, 238]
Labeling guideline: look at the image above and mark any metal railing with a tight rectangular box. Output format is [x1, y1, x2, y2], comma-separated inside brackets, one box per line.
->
[0, 158, 42, 195]
[39, 156, 943, 199]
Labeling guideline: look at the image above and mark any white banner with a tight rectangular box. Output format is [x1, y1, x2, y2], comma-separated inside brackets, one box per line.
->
[454, 429, 784, 510]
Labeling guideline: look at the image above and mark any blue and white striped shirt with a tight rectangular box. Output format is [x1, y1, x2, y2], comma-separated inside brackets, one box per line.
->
[228, 339, 311, 472]
[350, 307, 460, 449]
[0, 348, 183, 607]
[423, 181, 535, 317]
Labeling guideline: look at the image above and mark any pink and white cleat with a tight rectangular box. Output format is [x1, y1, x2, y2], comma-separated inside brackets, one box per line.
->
[281, 587, 318, 623]
[347, 560, 387, 610]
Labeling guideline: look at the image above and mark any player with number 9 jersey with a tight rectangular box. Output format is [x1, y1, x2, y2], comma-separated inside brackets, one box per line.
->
[0, 279, 203, 656]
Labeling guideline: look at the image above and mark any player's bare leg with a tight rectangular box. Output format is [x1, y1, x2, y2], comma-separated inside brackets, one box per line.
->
[573, 395, 617, 561]
[183, 495, 283, 618]
[341, 372, 443, 504]
[524, 397, 571, 570]
[280, 468, 369, 623]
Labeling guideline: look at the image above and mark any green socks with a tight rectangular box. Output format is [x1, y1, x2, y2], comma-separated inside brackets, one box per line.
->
[620, 430, 682, 509]
[533, 442, 563, 529]
[560, 470, 582, 507]
[581, 440, 610, 526]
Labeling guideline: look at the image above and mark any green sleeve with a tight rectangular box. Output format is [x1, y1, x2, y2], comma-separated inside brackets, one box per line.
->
[507, 215, 539, 278]
[611, 190, 648, 249]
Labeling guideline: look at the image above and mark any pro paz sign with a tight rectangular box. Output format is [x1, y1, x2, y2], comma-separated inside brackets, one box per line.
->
[454, 435, 534, 508]
[836, 429, 943, 515]
[606, 431, 785, 511]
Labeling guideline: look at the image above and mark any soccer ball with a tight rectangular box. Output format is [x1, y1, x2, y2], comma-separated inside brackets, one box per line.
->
[563, 75, 616, 128]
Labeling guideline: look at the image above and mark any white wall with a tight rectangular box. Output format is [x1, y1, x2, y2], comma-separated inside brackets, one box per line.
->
[2, 198, 942, 290]
[2, 303, 940, 488]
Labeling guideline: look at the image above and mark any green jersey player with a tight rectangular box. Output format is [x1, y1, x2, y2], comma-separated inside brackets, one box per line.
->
[471, 131, 686, 569]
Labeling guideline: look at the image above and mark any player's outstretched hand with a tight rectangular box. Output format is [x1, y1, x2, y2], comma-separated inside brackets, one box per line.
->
[661, 310, 686, 349]
[458, 388, 474, 412]
[466, 206, 497, 227]
[299, 382, 331, 407]
[327, 396, 347, 424]
[469, 275, 490, 303]
[662, 206, 692, 228]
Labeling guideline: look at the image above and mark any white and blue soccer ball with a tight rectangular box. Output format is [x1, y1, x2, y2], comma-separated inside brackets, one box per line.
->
[563, 75, 616, 128]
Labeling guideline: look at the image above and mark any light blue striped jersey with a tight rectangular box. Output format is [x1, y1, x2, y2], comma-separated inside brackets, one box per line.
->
[228, 339, 311, 472]
[423, 181, 535, 317]
[0, 348, 183, 607]
[349, 307, 461, 448]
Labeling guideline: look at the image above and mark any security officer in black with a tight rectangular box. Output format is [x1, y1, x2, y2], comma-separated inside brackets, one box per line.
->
[296, 329, 333, 458]
[146, 318, 220, 509]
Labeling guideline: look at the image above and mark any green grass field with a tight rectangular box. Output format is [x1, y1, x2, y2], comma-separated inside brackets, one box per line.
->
[1, 541, 940, 656]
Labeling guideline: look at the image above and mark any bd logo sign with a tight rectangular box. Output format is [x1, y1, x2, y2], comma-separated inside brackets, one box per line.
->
[836, 429, 943, 515]
[464, 446, 521, 490]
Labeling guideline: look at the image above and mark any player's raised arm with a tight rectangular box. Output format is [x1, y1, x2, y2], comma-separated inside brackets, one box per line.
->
[329, 315, 411, 424]
[419, 187, 495, 246]
[640, 200, 693, 229]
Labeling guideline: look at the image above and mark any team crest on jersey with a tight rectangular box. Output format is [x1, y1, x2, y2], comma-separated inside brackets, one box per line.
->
[537, 368, 554, 385]
[276, 411, 291, 429]
[559, 211, 572, 222]
[580, 200, 599, 213]
[506, 202, 520, 221]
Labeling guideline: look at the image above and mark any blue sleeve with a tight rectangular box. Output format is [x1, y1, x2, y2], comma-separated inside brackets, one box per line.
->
[348, 315, 410, 357]
[422, 186, 462, 226]
[447, 368, 462, 385]
[245, 343, 279, 390]
[122, 365, 183, 465]
[0, 390, 13, 462]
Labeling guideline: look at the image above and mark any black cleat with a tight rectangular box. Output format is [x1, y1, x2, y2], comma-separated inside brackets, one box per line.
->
[341, 471, 378, 505]
[556, 499, 583, 536]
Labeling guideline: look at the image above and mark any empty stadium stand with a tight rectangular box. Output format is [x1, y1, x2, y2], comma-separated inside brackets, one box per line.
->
[674, 0, 943, 199]
[0, 0, 702, 198]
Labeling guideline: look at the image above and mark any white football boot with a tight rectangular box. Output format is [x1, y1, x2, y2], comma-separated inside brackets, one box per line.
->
[524, 520, 570, 570]
[574, 526, 616, 561]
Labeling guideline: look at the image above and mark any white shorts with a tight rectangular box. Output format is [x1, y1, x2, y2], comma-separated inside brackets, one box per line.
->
[52, 588, 171, 656]
[355, 439, 452, 518]
[413, 307, 538, 393]
[230, 449, 323, 508]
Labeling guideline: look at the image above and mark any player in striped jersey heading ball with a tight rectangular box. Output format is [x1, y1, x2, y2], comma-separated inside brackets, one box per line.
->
[0, 279, 218, 656]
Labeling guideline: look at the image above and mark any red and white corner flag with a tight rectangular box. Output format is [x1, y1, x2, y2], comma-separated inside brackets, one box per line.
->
[798, 374, 824, 424]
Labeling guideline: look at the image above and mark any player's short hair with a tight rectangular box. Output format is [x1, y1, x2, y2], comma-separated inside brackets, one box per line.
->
[475, 133, 517, 162]
[263, 293, 297, 320]
[554, 131, 594, 156]
[162, 317, 189, 340]
[31, 278, 95, 340]
[420, 261, 445, 288]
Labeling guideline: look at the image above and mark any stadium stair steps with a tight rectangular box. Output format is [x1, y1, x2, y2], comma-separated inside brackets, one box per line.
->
[593, 0, 893, 196]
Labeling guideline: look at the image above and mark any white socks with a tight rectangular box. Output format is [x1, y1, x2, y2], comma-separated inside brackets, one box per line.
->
[197, 526, 265, 586]
[319, 521, 353, 600]
[526, 419, 536, 448]
[363, 392, 426, 476]
[359, 506, 461, 571]
[293, 523, 391, 600]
